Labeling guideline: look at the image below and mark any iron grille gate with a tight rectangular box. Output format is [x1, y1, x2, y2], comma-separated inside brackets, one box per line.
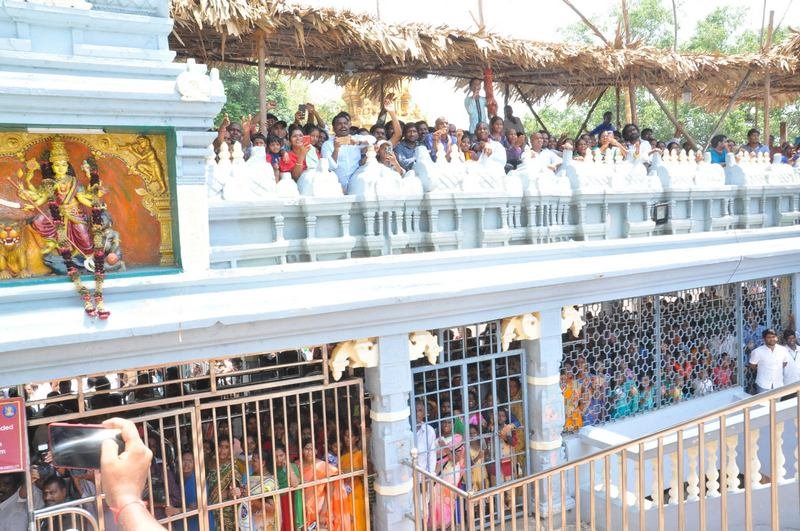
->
[409, 321, 530, 495]
[560, 275, 793, 433]
[23, 358, 369, 531]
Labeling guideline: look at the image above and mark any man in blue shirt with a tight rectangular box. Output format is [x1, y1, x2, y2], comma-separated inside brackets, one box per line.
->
[590, 111, 615, 136]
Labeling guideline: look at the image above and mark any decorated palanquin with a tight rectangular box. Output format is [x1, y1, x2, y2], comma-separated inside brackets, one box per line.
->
[0, 132, 175, 318]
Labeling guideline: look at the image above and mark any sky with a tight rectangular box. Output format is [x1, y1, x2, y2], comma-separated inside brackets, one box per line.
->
[302, 0, 799, 128]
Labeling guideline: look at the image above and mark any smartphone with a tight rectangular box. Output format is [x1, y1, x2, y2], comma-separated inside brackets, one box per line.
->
[302, 135, 312, 147]
[49, 423, 124, 470]
[298, 104, 306, 113]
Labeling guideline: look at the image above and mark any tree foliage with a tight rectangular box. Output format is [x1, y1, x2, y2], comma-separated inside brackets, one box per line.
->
[215, 66, 343, 129]
[548, 0, 798, 146]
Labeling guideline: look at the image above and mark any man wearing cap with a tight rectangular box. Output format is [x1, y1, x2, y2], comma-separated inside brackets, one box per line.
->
[748, 328, 789, 393]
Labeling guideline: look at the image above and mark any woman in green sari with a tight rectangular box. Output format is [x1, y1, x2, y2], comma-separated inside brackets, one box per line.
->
[274, 444, 304, 531]
[207, 437, 244, 531]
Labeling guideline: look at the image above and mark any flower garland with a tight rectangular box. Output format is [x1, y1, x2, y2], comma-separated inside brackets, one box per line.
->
[42, 156, 110, 319]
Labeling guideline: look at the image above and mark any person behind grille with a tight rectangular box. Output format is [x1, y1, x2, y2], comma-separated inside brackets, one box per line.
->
[299, 438, 352, 531]
[692, 368, 714, 397]
[339, 427, 367, 531]
[165, 452, 200, 531]
[207, 437, 244, 531]
[561, 366, 584, 431]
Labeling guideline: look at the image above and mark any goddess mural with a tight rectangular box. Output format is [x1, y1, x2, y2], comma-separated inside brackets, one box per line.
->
[12, 136, 114, 318]
[17, 137, 96, 260]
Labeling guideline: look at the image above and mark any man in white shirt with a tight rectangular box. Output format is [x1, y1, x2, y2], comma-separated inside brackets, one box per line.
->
[413, 401, 437, 475]
[748, 329, 789, 393]
[529, 132, 562, 171]
[782, 329, 800, 385]
[621, 123, 653, 164]
[321, 111, 368, 190]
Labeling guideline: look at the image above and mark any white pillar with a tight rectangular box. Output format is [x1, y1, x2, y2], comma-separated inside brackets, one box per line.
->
[523, 306, 573, 512]
[175, 130, 216, 272]
[365, 334, 415, 531]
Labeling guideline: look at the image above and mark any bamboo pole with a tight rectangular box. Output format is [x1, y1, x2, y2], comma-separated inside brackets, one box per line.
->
[514, 83, 550, 135]
[615, 85, 621, 128]
[623, 87, 632, 124]
[257, 30, 267, 134]
[702, 70, 754, 152]
[763, 10, 774, 151]
[671, 0, 679, 118]
[644, 85, 698, 149]
[576, 89, 608, 141]
[561, 0, 612, 46]
[621, 0, 637, 124]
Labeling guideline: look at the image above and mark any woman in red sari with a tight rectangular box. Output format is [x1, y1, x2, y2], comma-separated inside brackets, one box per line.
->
[299, 439, 352, 531]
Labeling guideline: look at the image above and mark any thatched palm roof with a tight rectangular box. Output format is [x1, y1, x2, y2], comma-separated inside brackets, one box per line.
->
[169, 1, 799, 110]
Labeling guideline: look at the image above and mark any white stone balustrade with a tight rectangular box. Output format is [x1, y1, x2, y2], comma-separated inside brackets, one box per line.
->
[205, 144, 800, 268]
[580, 396, 799, 530]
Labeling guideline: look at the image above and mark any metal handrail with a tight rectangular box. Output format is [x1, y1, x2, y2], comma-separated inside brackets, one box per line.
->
[408, 383, 799, 531]
[409, 384, 798, 501]
[407, 451, 471, 497]
[34, 506, 99, 531]
[471, 383, 800, 500]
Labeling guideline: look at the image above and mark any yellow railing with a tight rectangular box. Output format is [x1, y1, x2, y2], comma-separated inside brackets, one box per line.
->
[410, 383, 800, 531]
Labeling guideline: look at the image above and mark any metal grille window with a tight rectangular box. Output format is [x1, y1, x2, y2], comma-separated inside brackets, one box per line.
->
[15, 345, 370, 531]
[19, 347, 327, 423]
[561, 276, 793, 434]
[410, 322, 529, 494]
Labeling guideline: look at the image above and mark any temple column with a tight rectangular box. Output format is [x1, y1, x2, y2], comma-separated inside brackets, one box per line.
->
[175, 130, 215, 272]
[522, 306, 573, 512]
[365, 334, 415, 531]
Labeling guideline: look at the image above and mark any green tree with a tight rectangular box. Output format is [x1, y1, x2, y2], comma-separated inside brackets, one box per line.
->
[533, 1, 799, 148]
[216, 67, 291, 127]
[559, 0, 674, 48]
[216, 66, 344, 130]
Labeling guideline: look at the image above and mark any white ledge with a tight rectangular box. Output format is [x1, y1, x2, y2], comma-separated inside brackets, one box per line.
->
[2, 226, 800, 385]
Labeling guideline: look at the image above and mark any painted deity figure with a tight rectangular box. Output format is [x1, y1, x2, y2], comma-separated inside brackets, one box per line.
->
[16, 137, 100, 265]
[12, 136, 111, 317]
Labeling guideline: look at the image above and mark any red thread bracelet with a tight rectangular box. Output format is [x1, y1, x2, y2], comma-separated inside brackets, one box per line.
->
[111, 499, 147, 524]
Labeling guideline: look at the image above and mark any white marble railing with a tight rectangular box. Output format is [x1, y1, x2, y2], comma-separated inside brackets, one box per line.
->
[578, 389, 799, 530]
[206, 143, 800, 269]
